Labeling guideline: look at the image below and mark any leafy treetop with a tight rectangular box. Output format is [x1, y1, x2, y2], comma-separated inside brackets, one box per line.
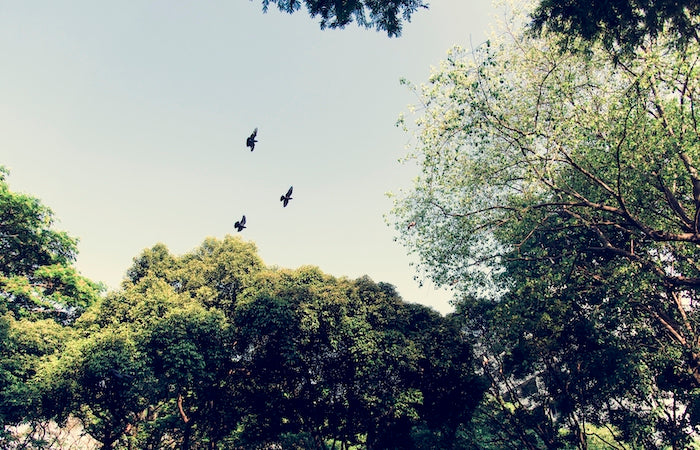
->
[257, 0, 428, 37]
[0, 168, 101, 322]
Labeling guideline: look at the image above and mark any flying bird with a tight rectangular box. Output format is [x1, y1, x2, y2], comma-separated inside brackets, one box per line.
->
[246, 128, 258, 151]
[280, 186, 293, 207]
[407, 221, 416, 230]
[234, 215, 247, 232]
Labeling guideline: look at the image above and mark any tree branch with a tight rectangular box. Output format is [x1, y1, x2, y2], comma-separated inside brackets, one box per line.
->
[177, 393, 190, 424]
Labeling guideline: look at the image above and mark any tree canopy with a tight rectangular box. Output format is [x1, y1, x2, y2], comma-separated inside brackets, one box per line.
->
[530, 0, 700, 53]
[0, 169, 102, 445]
[0, 167, 101, 322]
[4, 224, 486, 448]
[257, 0, 428, 37]
[392, 2, 700, 446]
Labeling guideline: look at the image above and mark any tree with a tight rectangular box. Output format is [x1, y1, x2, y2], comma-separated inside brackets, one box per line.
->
[39, 278, 181, 449]
[530, 0, 700, 54]
[170, 236, 264, 315]
[43, 330, 153, 449]
[144, 302, 234, 449]
[23, 230, 484, 447]
[39, 274, 238, 449]
[0, 167, 101, 322]
[391, 3, 700, 446]
[232, 268, 486, 448]
[0, 315, 69, 446]
[256, 0, 428, 37]
[124, 242, 176, 287]
[0, 168, 101, 446]
[230, 267, 381, 447]
[403, 307, 488, 448]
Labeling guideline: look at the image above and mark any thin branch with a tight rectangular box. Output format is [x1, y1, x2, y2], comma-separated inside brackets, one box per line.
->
[649, 77, 700, 232]
[646, 306, 688, 346]
[177, 393, 190, 424]
[653, 172, 695, 230]
[670, 289, 694, 339]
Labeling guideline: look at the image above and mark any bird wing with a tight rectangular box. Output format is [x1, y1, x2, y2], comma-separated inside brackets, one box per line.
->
[286, 186, 293, 196]
[251, 128, 258, 138]
[241, 215, 246, 225]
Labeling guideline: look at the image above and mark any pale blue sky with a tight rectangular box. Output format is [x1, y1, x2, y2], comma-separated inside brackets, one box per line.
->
[1, 0, 499, 314]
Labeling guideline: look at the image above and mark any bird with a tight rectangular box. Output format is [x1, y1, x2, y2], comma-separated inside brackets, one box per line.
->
[407, 221, 416, 230]
[234, 215, 247, 232]
[246, 128, 258, 151]
[280, 186, 293, 207]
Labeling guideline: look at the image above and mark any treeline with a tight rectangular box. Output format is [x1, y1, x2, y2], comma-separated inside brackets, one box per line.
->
[0, 170, 486, 449]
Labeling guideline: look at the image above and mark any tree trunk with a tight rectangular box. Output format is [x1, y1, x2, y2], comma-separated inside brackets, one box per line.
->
[181, 423, 192, 450]
[178, 393, 194, 450]
[101, 432, 118, 450]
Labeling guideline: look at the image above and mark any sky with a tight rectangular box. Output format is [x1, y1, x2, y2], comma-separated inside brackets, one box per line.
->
[1, 0, 501, 315]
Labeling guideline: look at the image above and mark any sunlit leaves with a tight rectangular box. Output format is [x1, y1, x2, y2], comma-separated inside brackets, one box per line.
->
[0, 166, 485, 447]
[393, 1, 700, 304]
[392, 2, 700, 446]
[0, 169, 101, 322]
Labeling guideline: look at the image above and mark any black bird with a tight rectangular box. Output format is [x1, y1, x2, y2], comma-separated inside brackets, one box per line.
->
[246, 128, 258, 151]
[280, 186, 293, 207]
[234, 215, 247, 232]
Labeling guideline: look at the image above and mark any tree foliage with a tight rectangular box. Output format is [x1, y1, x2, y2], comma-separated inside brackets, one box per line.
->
[0, 167, 102, 322]
[392, 3, 700, 446]
[0, 169, 101, 447]
[530, 0, 700, 53]
[3, 234, 486, 448]
[231, 268, 485, 448]
[257, 0, 428, 37]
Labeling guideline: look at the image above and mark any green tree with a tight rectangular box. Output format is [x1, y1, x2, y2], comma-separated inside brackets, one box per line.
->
[144, 303, 234, 449]
[124, 242, 176, 287]
[0, 315, 69, 445]
[403, 307, 488, 448]
[30, 233, 484, 448]
[0, 167, 101, 322]
[40, 274, 237, 449]
[0, 168, 101, 445]
[232, 268, 485, 449]
[170, 236, 264, 315]
[257, 0, 428, 37]
[39, 278, 183, 449]
[42, 330, 153, 449]
[391, 3, 700, 446]
[230, 266, 370, 447]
